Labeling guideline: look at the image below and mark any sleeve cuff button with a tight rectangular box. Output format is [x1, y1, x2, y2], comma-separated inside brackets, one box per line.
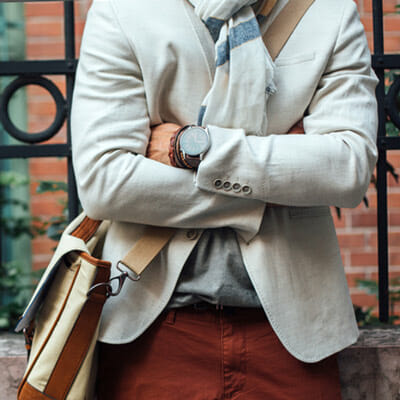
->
[223, 181, 232, 191]
[186, 230, 198, 240]
[242, 185, 252, 195]
[232, 183, 241, 193]
[214, 179, 223, 189]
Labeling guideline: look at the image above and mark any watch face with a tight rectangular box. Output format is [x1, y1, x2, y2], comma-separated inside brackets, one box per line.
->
[180, 127, 210, 156]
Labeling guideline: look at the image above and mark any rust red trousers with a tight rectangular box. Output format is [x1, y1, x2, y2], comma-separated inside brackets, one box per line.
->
[96, 304, 342, 400]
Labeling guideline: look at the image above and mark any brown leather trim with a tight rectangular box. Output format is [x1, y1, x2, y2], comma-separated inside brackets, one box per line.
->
[44, 266, 110, 399]
[18, 264, 81, 398]
[70, 217, 102, 243]
[80, 252, 111, 268]
[19, 382, 53, 399]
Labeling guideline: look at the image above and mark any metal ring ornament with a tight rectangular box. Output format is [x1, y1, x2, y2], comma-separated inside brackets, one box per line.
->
[387, 74, 400, 130]
[0, 75, 66, 144]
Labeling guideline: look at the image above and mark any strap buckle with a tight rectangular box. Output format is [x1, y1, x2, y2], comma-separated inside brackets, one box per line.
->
[87, 262, 141, 298]
[116, 261, 141, 281]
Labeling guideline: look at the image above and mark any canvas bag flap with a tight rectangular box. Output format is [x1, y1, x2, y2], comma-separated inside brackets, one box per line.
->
[15, 212, 109, 332]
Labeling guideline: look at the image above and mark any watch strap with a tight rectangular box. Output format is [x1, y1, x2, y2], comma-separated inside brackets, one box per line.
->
[169, 126, 188, 168]
[184, 154, 201, 169]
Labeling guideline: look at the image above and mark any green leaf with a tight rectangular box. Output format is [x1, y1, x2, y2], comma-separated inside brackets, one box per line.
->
[46, 221, 66, 242]
[386, 121, 399, 137]
[36, 181, 68, 194]
[0, 171, 29, 187]
[355, 279, 379, 296]
[390, 277, 400, 285]
[0, 317, 10, 330]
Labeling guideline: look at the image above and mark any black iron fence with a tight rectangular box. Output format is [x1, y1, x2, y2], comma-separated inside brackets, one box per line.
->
[0, 0, 79, 218]
[373, 0, 400, 322]
[0, 0, 399, 322]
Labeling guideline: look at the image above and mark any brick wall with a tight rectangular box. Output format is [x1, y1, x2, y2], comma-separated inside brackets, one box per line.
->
[24, 1, 400, 318]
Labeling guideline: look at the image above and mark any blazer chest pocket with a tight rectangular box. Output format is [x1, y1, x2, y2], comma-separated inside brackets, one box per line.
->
[288, 206, 331, 219]
[274, 51, 315, 67]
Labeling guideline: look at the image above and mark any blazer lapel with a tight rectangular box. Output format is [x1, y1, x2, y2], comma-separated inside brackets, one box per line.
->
[182, 0, 215, 83]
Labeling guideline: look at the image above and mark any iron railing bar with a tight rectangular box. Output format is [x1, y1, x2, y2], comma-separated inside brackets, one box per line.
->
[0, 60, 76, 76]
[372, 0, 384, 56]
[377, 143, 390, 323]
[372, 54, 400, 69]
[64, 0, 79, 220]
[372, 0, 389, 322]
[0, 144, 70, 159]
[64, 0, 75, 61]
[378, 137, 400, 150]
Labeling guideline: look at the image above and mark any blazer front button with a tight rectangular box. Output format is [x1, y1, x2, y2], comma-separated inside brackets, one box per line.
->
[242, 185, 252, 195]
[186, 230, 198, 240]
[223, 181, 232, 191]
[214, 179, 223, 189]
[232, 183, 241, 193]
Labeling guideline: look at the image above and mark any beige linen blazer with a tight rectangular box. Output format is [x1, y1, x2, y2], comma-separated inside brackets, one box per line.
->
[70, 0, 379, 362]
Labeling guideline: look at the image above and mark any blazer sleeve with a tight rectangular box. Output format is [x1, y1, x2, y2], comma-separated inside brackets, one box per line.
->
[195, 0, 379, 208]
[70, 0, 266, 239]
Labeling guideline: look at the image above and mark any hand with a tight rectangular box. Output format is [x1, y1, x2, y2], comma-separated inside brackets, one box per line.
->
[288, 120, 304, 134]
[146, 122, 182, 166]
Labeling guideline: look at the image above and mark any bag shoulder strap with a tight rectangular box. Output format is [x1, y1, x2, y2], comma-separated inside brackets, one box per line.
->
[71, 216, 176, 277]
[120, 226, 176, 276]
[264, 0, 315, 61]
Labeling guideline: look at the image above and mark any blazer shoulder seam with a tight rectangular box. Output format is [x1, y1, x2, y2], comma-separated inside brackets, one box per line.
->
[331, 0, 354, 54]
[108, 0, 142, 67]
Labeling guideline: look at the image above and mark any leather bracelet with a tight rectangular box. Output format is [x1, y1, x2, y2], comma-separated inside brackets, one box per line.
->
[169, 125, 194, 169]
[168, 127, 187, 168]
[173, 128, 188, 168]
[168, 130, 179, 167]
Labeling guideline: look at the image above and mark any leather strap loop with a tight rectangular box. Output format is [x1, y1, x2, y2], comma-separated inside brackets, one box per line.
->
[70, 217, 102, 243]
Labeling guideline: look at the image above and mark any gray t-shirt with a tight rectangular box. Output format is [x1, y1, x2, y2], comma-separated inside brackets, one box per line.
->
[166, 228, 262, 308]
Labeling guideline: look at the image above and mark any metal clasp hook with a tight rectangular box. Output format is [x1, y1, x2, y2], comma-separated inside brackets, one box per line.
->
[87, 273, 129, 298]
[87, 261, 141, 298]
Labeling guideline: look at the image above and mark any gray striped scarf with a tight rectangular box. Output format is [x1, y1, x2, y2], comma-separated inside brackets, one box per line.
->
[188, 0, 277, 136]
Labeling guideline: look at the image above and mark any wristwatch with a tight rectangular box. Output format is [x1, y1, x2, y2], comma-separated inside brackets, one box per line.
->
[170, 125, 211, 169]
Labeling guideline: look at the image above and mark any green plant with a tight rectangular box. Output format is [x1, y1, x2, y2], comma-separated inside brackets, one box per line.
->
[354, 277, 400, 327]
[0, 171, 46, 238]
[385, 70, 400, 137]
[0, 171, 44, 330]
[36, 180, 68, 242]
[0, 173, 68, 331]
[0, 261, 43, 330]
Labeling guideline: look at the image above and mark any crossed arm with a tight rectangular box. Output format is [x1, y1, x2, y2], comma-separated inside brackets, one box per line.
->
[145, 121, 305, 167]
[71, 0, 378, 240]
